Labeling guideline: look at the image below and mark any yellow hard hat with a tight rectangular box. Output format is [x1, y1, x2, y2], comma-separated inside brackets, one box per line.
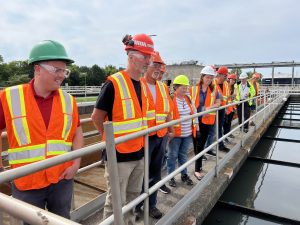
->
[173, 75, 190, 86]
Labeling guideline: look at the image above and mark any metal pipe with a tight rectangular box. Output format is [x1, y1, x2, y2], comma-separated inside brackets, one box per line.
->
[215, 110, 219, 177]
[263, 90, 266, 123]
[271, 67, 275, 86]
[1, 117, 93, 138]
[143, 134, 149, 225]
[241, 102, 245, 147]
[0, 193, 80, 225]
[103, 122, 124, 225]
[77, 161, 103, 174]
[1, 96, 261, 184]
[0, 88, 287, 225]
[0, 140, 106, 184]
[292, 65, 295, 87]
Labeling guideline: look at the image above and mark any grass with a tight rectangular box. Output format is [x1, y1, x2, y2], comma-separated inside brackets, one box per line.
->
[76, 96, 98, 102]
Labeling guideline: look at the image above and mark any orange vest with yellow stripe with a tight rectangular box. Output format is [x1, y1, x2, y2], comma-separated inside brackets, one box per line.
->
[214, 80, 230, 106]
[225, 85, 236, 115]
[190, 84, 216, 125]
[141, 78, 173, 137]
[172, 93, 197, 138]
[105, 71, 149, 153]
[1, 84, 78, 190]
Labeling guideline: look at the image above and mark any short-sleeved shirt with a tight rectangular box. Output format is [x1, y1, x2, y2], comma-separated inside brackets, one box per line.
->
[176, 97, 192, 137]
[0, 79, 80, 130]
[94, 78, 144, 162]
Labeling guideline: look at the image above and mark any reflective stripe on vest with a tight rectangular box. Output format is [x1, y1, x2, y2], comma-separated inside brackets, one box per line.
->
[8, 140, 72, 164]
[8, 144, 45, 164]
[209, 91, 216, 115]
[113, 118, 147, 134]
[156, 113, 168, 123]
[5, 86, 31, 146]
[157, 82, 170, 113]
[47, 140, 72, 155]
[59, 89, 74, 139]
[111, 72, 135, 120]
[146, 110, 155, 120]
[6, 86, 74, 164]
[191, 86, 197, 104]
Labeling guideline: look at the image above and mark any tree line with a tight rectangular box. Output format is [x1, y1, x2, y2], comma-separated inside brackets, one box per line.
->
[0, 54, 120, 87]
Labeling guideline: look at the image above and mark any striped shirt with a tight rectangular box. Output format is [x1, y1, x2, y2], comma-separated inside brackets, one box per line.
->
[176, 97, 192, 137]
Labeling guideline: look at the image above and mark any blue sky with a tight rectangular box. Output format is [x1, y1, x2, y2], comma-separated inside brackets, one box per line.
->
[1, 0, 299, 77]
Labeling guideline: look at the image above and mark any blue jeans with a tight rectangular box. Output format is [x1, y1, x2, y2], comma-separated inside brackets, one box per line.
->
[205, 108, 225, 148]
[205, 124, 215, 149]
[167, 136, 192, 176]
[12, 179, 73, 225]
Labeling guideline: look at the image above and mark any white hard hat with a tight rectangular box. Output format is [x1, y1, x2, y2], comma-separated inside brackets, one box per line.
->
[239, 72, 248, 79]
[201, 66, 216, 76]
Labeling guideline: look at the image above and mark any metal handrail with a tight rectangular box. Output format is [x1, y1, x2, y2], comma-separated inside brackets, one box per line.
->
[99, 90, 288, 225]
[0, 118, 93, 139]
[0, 89, 290, 225]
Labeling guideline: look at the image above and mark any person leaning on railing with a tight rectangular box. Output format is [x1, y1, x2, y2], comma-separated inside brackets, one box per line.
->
[0, 40, 84, 223]
[203, 66, 231, 155]
[234, 72, 256, 133]
[223, 73, 237, 139]
[248, 72, 261, 126]
[135, 51, 174, 219]
[91, 33, 155, 225]
[190, 66, 220, 180]
[167, 75, 196, 188]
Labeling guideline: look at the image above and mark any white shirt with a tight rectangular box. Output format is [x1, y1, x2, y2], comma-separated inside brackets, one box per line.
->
[176, 97, 192, 137]
[147, 83, 156, 105]
[240, 83, 249, 100]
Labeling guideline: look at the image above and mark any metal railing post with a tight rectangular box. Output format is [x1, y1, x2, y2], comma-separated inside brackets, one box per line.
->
[255, 96, 258, 130]
[263, 91, 266, 123]
[241, 102, 245, 147]
[215, 110, 219, 177]
[0, 210, 3, 225]
[143, 134, 149, 225]
[103, 122, 124, 225]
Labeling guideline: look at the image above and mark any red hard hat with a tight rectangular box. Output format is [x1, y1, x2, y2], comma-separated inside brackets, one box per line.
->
[217, 66, 228, 76]
[123, 33, 155, 55]
[152, 51, 165, 64]
[227, 73, 237, 79]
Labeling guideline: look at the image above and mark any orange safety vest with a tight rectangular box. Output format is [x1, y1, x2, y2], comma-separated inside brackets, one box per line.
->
[214, 79, 230, 106]
[140, 78, 173, 137]
[104, 71, 149, 153]
[190, 84, 217, 125]
[172, 93, 197, 137]
[0, 84, 78, 190]
[226, 85, 236, 115]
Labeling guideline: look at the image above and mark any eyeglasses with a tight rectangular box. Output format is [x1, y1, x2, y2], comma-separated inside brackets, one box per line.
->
[150, 62, 162, 69]
[39, 64, 71, 78]
[129, 51, 151, 61]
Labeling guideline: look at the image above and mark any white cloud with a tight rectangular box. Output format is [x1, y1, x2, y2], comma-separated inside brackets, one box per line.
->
[1, 0, 300, 77]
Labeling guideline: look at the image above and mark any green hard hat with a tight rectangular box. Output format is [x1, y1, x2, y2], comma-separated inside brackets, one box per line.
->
[28, 40, 74, 64]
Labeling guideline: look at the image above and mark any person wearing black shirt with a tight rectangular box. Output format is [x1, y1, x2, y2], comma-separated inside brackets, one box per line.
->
[91, 33, 155, 225]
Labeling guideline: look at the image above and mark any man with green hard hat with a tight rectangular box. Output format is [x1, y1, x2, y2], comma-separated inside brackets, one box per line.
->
[0, 40, 84, 224]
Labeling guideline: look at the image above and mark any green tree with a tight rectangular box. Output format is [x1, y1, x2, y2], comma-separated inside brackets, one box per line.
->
[65, 64, 81, 86]
[104, 65, 118, 77]
[90, 64, 106, 85]
[229, 68, 242, 75]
